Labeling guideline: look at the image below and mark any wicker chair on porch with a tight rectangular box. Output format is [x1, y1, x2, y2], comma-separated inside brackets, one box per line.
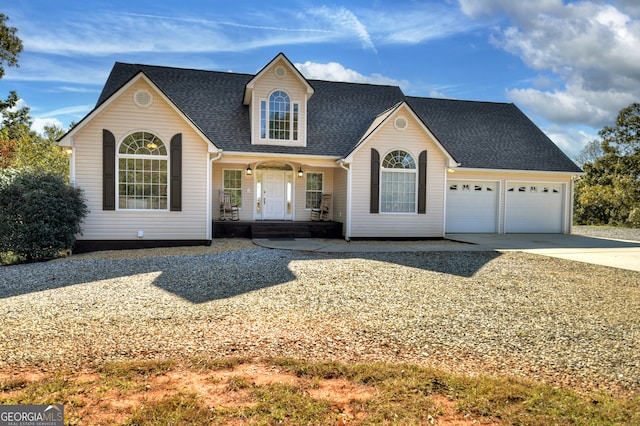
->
[310, 193, 332, 221]
[219, 190, 239, 221]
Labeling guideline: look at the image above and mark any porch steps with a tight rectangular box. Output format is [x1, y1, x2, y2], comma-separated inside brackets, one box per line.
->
[212, 221, 343, 239]
[251, 222, 312, 239]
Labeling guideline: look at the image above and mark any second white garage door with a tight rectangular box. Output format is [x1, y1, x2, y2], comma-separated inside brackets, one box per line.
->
[505, 183, 564, 233]
[446, 181, 498, 233]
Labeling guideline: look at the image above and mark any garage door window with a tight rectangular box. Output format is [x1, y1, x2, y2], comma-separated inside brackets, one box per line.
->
[380, 150, 416, 213]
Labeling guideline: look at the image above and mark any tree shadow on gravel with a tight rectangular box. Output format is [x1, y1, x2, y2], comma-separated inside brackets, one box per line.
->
[0, 248, 500, 303]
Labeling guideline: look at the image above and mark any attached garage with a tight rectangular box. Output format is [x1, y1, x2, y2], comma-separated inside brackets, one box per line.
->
[505, 183, 564, 233]
[446, 181, 498, 233]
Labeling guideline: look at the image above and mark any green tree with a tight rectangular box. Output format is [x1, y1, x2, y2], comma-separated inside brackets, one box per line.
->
[0, 91, 70, 177]
[0, 13, 22, 79]
[12, 124, 70, 178]
[574, 103, 640, 227]
[574, 139, 603, 168]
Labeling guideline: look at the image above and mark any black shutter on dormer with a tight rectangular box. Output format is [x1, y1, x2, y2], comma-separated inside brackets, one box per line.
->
[370, 148, 380, 214]
[418, 150, 427, 214]
[102, 129, 116, 210]
[170, 133, 182, 211]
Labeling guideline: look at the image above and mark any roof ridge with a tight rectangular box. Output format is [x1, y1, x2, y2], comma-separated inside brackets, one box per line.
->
[113, 61, 255, 77]
[406, 95, 513, 106]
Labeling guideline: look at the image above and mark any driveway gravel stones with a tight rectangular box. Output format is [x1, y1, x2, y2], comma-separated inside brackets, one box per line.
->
[1, 237, 639, 395]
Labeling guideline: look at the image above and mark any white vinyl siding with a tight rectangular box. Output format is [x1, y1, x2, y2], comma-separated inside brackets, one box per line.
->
[250, 59, 308, 147]
[72, 79, 209, 241]
[211, 160, 335, 222]
[350, 112, 448, 238]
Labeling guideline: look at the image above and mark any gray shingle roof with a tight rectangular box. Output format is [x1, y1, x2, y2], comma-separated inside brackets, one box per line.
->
[96, 62, 581, 172]
[407, 97, 582, 172]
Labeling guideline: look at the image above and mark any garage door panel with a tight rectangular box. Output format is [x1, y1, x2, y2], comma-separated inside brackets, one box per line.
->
[506, 183, 563, 233]
[446, 181, 498, 233]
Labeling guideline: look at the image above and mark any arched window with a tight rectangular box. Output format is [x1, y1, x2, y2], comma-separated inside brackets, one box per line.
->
[117, 131, 168, 210]
[260, 90, 299, 140]
[380, 150, 417, 213]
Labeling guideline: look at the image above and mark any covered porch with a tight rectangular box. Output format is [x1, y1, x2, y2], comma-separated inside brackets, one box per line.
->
[213, 220, 343, 239]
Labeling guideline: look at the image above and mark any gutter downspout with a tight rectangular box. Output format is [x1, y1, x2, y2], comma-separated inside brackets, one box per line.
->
[338, 159, 351, 242]
[207, 151, 223, 243]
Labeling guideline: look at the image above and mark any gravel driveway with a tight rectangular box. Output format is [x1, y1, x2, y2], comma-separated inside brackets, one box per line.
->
[1, 233, 639, 395]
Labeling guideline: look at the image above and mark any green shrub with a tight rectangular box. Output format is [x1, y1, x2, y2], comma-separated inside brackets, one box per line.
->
[627, 207, 640, 228]
[0, 169, 88, 262]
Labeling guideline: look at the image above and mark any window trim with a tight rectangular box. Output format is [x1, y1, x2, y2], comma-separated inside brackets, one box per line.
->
[222, 168, 243, 209]
[259, 89, 300, 142]
[305, 172, 324, 210]
[379, 149, 418, 214]
[116, 131, 169, 211]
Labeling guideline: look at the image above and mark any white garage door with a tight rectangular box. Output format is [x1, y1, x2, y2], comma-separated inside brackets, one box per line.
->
[446, 181, 498, 233]
[505, 183, 564, 233]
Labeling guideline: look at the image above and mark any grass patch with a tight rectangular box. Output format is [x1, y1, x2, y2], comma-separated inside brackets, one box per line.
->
[128, 392, 217, 425]
[98, 359, 176, 380]
[242, 382, 334, 424]
[189, 356, 249, 372]
[0, 358, 638, 425]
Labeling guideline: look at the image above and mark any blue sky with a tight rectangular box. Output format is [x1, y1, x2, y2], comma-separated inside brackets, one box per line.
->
[2, 0, 640, 159]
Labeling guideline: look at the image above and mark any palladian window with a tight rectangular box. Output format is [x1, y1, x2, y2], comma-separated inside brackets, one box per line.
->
[380, 150, 417, 213]
[260, 90, 299, 140]
[117, 131, 168, 210]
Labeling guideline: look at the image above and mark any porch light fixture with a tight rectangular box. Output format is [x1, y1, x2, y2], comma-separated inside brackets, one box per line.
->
[246, 164, 253, 175]
[297, 167, 304, 178]
[63, 147, 73, 155]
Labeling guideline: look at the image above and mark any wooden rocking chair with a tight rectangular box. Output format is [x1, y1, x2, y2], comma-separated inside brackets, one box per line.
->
[310, 193, 331, 221]
[219, 191, 239, 221]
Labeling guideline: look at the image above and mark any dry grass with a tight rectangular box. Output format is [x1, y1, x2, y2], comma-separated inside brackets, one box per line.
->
[1, 358, 638, 425]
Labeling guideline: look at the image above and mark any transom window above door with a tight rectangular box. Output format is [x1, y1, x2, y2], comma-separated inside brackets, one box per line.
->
[260, 90, 299, 141]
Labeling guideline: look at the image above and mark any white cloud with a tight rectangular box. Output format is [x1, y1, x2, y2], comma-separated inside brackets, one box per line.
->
[542, 125, 599, 159]
[295, 61, 408, 88]
[458, 0, 562, 20]
[507, 83, 635, 128]
[3, 55, 109, 84]
[460, 0, 640, 129]
[39, 105, 94, 117]
[306, 6, 376, 52]
[32, 117, 63, 135]
[8, 98, 28, 112]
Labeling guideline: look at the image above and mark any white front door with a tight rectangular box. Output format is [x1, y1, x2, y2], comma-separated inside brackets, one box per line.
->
[261, 170, 287, 220]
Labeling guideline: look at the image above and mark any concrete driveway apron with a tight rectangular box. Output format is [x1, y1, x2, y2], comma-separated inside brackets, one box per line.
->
[447, 233, 640, 272]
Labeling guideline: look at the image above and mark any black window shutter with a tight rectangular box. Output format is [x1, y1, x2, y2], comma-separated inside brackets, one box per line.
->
[370, 148, 380, 214]
[102, 129, 116, 210]
[170, 133, 182, 211]
[418, 150, 427, 214]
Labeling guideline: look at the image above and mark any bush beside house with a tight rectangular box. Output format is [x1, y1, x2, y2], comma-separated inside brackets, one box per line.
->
[0, 170, 88, 263]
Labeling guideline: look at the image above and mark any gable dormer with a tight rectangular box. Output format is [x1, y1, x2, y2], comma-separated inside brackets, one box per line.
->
[243, 53, 314, 147]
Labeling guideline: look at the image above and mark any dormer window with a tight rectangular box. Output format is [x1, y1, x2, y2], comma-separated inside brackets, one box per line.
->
[260, 90, 299, 141]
